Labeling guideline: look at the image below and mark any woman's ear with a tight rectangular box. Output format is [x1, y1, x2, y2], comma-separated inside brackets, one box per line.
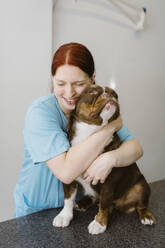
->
[91, 72, 96, 84]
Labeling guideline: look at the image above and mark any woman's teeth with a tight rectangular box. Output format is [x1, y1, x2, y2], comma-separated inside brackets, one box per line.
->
[64, 98, 78, 105]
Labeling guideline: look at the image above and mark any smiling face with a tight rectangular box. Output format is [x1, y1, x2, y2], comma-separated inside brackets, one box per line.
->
[52, 65, 94, 114]
[75, 85, 120, 125]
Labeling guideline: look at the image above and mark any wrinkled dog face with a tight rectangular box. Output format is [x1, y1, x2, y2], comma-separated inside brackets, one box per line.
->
[75, 84, 120, 125]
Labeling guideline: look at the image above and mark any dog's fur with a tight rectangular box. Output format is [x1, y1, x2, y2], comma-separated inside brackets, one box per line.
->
[53, 84, 156, 234]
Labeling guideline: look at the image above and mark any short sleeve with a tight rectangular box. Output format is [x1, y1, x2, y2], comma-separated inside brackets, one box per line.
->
[117, 125, 135, 143]
[23, 104, 70, 164]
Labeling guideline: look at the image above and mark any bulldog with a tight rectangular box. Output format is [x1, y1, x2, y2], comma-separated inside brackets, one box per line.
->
[53, 84, 156, 234]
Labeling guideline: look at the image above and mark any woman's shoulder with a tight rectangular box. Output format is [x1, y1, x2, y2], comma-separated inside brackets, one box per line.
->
[24, 94, 66, 128]
[26, 94, 59, 115]
[28, 94, 55, 109]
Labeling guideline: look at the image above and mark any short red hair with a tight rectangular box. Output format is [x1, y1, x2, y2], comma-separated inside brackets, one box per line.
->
[51, 42, 95, 78]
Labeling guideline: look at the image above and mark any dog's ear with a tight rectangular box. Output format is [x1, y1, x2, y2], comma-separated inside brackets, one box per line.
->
[78, 89, 97, 104]
[105, 87, 118, 100]
[111, 89, 118, 100]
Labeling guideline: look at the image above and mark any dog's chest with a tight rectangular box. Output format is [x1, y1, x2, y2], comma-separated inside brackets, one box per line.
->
[71, 122, 103, 146]
[76, 176, 98, 198]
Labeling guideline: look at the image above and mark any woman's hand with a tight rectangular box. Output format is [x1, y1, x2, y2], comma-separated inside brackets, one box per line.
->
[108, 115, 123, 132]
[83, 152, 117, 185]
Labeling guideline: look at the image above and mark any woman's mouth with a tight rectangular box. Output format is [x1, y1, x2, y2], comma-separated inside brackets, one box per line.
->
[63, 97, 79, 105]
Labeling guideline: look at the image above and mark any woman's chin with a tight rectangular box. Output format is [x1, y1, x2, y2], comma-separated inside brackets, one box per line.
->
[58, 98, 77, 114]
[63, 102, 76, 113]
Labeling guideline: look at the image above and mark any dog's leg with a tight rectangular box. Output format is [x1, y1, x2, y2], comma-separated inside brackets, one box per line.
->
[137, 206, 156, 225]
[88, 180, 115, 234]
[53, 182, 77, 227]
[130, 177, 156, 225]
[116, 177, 156, 225]
[88, 204, 111, 235]
[136, 179, 156, 225]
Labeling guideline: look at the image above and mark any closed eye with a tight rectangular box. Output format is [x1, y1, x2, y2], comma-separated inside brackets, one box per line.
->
[76, 83, 85, 86]
[88, 90, 98, 95]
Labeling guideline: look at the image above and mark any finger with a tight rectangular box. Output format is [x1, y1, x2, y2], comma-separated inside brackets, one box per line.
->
[82, 173, 87, 179]
[83, 174, 89, 180]
[83, 171, 89, 179]
[100, 179, 105, 184]
[85, 176, 93, 184]
[92, 178, 99, 185]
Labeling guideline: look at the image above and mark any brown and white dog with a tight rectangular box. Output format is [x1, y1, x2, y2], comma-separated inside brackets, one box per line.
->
[53, 84, 156, 234]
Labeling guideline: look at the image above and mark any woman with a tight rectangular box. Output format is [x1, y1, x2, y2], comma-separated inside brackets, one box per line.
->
[14, 42, 143, 217]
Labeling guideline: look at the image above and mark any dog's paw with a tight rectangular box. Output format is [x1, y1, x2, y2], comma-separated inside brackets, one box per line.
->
[141, 217, 154, 225]
[52, 213, 73, 227]
[140, 212, 156, 225]
[88, 219, 106, 235]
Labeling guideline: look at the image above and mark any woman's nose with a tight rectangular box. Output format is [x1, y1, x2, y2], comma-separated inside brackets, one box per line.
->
[66, 85, 76, 98]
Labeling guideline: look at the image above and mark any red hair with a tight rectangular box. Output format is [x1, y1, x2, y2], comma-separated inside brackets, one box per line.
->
[51, 42, 95, 78]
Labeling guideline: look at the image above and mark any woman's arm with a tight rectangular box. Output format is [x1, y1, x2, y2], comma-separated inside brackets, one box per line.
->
[83, 138, 143, 185]
[110, 138, 143, 167]
[46, 117, 122, 184]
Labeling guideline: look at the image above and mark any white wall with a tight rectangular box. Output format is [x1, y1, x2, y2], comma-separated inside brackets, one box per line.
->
[53, 0, 165, 181]
[1, 0, 165, 222]
[0, 0, 52, 221]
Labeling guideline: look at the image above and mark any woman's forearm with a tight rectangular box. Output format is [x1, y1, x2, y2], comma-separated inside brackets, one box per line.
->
[63, 124, 116, 183]
[111, 138, 143, 168]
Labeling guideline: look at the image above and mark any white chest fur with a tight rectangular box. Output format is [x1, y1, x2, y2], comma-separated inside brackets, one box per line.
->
[76, 176, 98, 198]
[71, 106, 115, 146]
[71, 122, 102, 146]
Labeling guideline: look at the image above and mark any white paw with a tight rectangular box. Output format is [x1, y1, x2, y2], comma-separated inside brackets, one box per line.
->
[88, 219, 106, 235]
[141, 218, 154, 225]
[53, 213, 73, 227]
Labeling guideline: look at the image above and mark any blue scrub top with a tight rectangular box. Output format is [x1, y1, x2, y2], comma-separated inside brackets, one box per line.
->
[14, 94, 134, 218]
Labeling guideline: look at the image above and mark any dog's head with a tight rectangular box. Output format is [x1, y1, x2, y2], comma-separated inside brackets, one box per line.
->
[74, 84, 120, 125]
